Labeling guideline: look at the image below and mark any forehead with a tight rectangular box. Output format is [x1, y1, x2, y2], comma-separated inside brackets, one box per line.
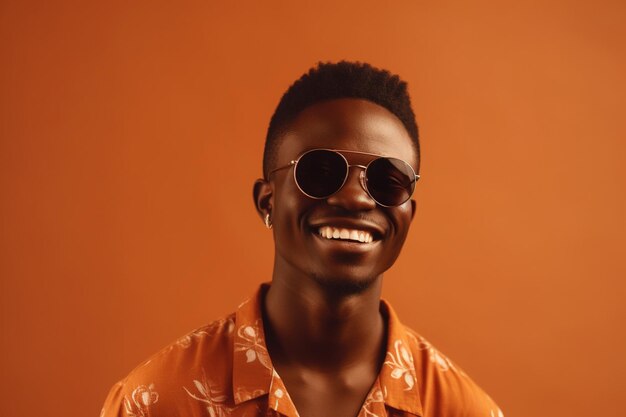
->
[276, 98, 417, 169]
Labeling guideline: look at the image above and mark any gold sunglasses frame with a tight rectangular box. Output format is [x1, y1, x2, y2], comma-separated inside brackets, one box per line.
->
[268, 148, 420, 207]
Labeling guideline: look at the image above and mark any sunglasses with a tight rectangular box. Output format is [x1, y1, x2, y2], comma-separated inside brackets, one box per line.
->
[269, 148, 420, 207]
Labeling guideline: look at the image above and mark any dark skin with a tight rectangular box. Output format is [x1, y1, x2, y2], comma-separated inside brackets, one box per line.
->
[253, 98, 418, 417]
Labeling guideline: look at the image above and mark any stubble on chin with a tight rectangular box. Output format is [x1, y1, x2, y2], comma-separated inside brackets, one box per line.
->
[310, 272, 380, 297]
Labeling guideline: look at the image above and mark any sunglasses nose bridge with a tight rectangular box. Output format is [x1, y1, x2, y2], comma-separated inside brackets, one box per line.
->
[325, 164, 376, 209]
[348, 164, 369, 194]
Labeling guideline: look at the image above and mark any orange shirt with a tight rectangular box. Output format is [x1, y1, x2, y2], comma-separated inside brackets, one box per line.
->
[101, 284, 503, 417]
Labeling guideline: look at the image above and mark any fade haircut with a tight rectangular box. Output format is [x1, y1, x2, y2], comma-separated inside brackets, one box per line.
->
[263, 61, 420, 179]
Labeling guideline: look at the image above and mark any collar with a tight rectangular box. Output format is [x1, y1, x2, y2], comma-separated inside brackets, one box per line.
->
[231, 284, 423, 416]
[378, 300, 423, 415]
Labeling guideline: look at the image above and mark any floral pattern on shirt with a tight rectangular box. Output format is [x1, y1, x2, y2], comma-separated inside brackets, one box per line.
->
[406, 330, 457, 373]
[361, 385, 387, 417]
[101, 284, 503, 417]
[235, 320, 272, 370]
[268, 369, 300, 417]
[122, 384, 158, 417]
[184, 370, 232, 417]
[233, 387, 266, 403]
[384, 339, 416, 390]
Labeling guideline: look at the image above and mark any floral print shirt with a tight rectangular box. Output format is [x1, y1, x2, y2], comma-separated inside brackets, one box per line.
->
[101, 284, 503, 417]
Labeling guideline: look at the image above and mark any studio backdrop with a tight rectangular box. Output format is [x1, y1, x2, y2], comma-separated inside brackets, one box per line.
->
[1, 1, 624, 417]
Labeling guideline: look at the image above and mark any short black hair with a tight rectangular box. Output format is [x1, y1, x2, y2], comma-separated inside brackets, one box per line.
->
[263, 61, 419, 179]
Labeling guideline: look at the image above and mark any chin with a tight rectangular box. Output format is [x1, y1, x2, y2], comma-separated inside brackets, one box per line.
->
[310, 271, 380, 297]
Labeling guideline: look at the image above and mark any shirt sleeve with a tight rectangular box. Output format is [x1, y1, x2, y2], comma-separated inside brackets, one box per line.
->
[100, 379, 163, 417]
[100, 381, 125, 417]
[451, 366, 503, 417]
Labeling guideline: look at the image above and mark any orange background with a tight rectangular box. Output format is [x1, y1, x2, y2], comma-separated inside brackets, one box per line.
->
[1, 1, 625, 416]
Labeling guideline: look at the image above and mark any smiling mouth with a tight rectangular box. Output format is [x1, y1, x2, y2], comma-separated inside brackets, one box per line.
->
[317, 226, 375, 243]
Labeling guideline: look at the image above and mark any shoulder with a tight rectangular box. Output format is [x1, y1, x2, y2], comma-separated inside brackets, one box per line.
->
[402, 326, 504, 417]
[101, 314, 237, 417]
[126, 313, 236, 384]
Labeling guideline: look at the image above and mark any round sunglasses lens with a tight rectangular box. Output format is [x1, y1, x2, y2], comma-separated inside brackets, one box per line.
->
[366, 158, 415, 206]
[295, 150, 347, 198]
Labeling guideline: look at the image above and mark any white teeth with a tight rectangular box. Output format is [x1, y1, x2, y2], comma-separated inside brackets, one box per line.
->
[317, 226, 374, 243]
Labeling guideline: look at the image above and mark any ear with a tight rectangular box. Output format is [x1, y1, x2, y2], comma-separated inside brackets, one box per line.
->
[409, 199, 417, 222]
[253, 178, 273, 221]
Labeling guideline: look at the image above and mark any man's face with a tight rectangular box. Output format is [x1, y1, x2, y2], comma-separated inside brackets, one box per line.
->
[267, 98, 418, 293]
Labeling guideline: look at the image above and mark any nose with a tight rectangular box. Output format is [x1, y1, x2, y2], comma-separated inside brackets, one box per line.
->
[325, 165, 377, 211]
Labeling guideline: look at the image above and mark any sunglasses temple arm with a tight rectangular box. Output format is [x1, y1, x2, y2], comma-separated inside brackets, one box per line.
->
[267, 161, 297, 177]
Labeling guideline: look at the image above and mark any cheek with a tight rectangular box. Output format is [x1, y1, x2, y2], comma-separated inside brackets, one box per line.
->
[396, 204, 413, 217]
[389, 205, 414, 236]
[272, 183, 313, 232]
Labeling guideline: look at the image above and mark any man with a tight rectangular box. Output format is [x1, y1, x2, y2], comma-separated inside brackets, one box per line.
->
[101, 61, 503, 417]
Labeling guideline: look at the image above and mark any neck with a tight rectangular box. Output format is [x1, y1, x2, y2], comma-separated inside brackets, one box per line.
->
[263, 261, 386, 373]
